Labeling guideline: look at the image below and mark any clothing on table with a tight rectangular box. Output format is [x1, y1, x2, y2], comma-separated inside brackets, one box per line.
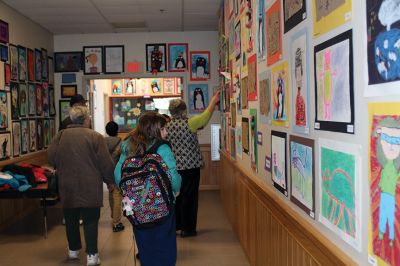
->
[64, 207, 100, 254]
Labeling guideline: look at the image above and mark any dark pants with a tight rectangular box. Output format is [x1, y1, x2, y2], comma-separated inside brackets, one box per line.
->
[175, 168, 200, 233]
[134, 209, 177, 266]
[63, 207, 100, 255]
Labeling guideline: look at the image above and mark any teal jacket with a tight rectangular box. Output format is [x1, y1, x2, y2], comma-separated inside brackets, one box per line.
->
[114, 139, 181, 196]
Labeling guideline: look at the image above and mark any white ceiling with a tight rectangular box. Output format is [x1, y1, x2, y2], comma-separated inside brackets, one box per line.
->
[2, 0, 221, 34]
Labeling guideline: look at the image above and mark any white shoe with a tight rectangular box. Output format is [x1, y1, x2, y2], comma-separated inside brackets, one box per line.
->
[87, 253, 101, 265]
[68, 249, 79, 260]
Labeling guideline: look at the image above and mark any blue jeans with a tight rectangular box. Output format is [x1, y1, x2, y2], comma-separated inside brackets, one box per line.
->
[379, 192, 395, 240]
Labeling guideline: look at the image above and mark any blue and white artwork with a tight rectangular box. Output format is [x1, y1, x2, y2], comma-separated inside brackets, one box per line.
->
[188, 84, 209, 113]
[168, 43, 188, 72]
[367, 0, 400, 85]
[257, 0, 266, 62]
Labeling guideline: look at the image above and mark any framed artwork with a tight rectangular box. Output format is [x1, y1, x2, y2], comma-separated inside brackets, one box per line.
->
[257, 0, 266, 62]
[230, 128, 236, 160]
[163, 78, 175, 94]
[111, 79, 123, 95]
[188, 84, 208, 113]
[368, 103, 400, 264]
[28, 83, 36, 116]
[48, 56, 54, 85]
[124, 79, 135, 95]
[42, 82, 49, 117]
[236, 125, 242, 158]
[10, 44, 18, 80]
[4, 63, 10, 86]
[312, 0, 351, 37]
[49, 86, 56, 116]
[83, 46, 103, 74]
[61, 84, 77, 98]
[35, 48, 42, 81]
[247, 54, 257, 101]
[41, 48, 48, 81]
[0, 20, 9, 44]
[29, 119, 36, 152]
[12, 121, 21, 157]
[20, 119, 29, 154]
[10, 82, 19, 120]
[0, 90, 7, 129]
[149, 78, 162, 95]
[59, 100, 70, 123]
[18, 46, 27, 81]
[250, 109, 258, 172]
[234, 20, 241, 60]
[0, 44, 8, 62]
[241, 76, 248, 109]
[62, 73, 76, 83]
[314, 29, 354, 134]
[36, 119, 44, 151]
[54, 51, 83, 72]
[43, 119, 50, 148]
[271, 130, 288, 196]
[289, 135, 315, 218]
[319, 138, 361, 251]
[242, 117, 249, 154]
[272, 61, 290, 128]
[291, 28, 310, 134]
[104, 45, 124, 74]
[257, 132, 262, 145]
[27, 48, 34, 81]
[36, 84, 43, 116]
[259, 70, 271, 124]
[231, 102, 236, 128]
[283, 0, 306, 33]
[190, 51, 211, 81]
[0, 132, 11, 160]
[19, 83, 28, 117]
[168, 43, 188, 72]
[266, 0, 282, 66]
[146, 43, 167, 73]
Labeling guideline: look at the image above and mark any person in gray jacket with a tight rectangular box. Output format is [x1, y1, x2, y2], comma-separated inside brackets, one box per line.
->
[48, 106, 115, 266]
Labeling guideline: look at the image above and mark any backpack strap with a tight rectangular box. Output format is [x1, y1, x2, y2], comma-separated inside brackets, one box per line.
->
[146, 140, 171, 154]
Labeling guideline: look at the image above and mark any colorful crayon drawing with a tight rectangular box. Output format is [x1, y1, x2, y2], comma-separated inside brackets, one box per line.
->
[271, 61, 289, 127]
[271, 131, 287, 196]
[319, 138, 361, 250]
[369, 102, 400, 265]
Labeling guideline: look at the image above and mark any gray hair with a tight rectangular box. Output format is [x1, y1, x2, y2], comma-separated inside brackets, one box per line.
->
[169, 98, 187, 119]
[69, 106, 90, 124]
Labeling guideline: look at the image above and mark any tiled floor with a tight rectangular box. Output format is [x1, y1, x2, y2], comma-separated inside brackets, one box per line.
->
[0, 190, 249, 266]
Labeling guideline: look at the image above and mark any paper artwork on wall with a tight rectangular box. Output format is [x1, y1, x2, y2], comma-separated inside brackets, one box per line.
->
[168, 43, 188, 72]
[291, 28, 310, 135]
[368, 102, 400, 265]
[289, 135, 315, 219]
[257, 0, 266, 62]
[271, 130, 288, 196]
[0, 91, 7, 130]
[271, 61, 290, 128]
[240, 13, 248, 73]
[111, 79, 123, 95]
[312, 0, 352, 37]
[12, 121, 20, 157]
[283, 0, 306, 33]
[104, 45, 124, 74]
[259, 70, 271, 125]
[241, 76, 248, 109]
[236, 125, 243, 158]
[266, 0, 282, 66]
[247, 54, 257, 101]
[366, 0, 400, 89]
[314, 29, 354, 134]
[10, 82, 19, 120]
[0, 132, 11, 160]
[19, 83, 27, 117]
[250, 108, 258, 173]
[242, 117, 249, 154]
[230, 127, 236, 160]
[188, 84, 209, 113]
[83, 46, 103, 74]
[29, 120, 36, 152]
[319, 138, 361, 251]
[10, 45, 18, 81]
[231, 102, 236, 128]
[190, 51, 211, 81]
[20, 119, 28, 154]
[234, 20, 242, 60]
[28, 83, 36, 116]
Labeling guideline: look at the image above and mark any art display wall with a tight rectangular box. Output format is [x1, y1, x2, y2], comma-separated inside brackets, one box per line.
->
[219, 0, 400, 265]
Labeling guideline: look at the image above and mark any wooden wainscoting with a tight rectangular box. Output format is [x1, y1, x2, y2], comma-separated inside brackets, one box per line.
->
[219, 152, 356, 266]
[0, 151, 48, 230]
[199, 144, 220, 190]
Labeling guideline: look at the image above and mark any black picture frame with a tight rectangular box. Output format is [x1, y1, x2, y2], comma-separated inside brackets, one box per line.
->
[59, 99, 70, 123]
[54, 51, 83, 72]
[271, 130, 288, 197]
[83, 46, 103, 74]
[104, 45, 125, 74]
[0, 44, 8, 62]
[10, 82, 19, 120]
[18, 46, 27, 81]
[28, 83, 36, 116]
[49, 86, 56, 116]
[20, 119, 29, 154]
[283, 0, 307, 33]
[34, 48, 42, 82]
[61, 84, 77, 98]
[41, 48, 48, 81]
[0, 20, 9, 44]
[36, 118, 43, 151]
[0, 131, 11, 160]
[12, 120, 21, 157]
[313, 29, 354, 134]
[145, 43, 167, 73]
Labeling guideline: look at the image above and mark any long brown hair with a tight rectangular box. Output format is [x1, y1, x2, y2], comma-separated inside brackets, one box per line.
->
[126, 112, 167, 156]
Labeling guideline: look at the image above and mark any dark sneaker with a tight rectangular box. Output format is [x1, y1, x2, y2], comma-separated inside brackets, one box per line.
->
[112, 223, 125, 232]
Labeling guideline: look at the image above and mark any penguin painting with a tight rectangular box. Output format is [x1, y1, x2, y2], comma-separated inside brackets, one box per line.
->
[195, 56, 208, 78]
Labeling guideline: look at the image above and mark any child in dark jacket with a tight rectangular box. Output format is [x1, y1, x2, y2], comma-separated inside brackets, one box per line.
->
[105, 121, 124, 232]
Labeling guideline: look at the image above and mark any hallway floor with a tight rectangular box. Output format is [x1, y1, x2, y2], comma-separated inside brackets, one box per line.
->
[0, 190, 249, 266]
